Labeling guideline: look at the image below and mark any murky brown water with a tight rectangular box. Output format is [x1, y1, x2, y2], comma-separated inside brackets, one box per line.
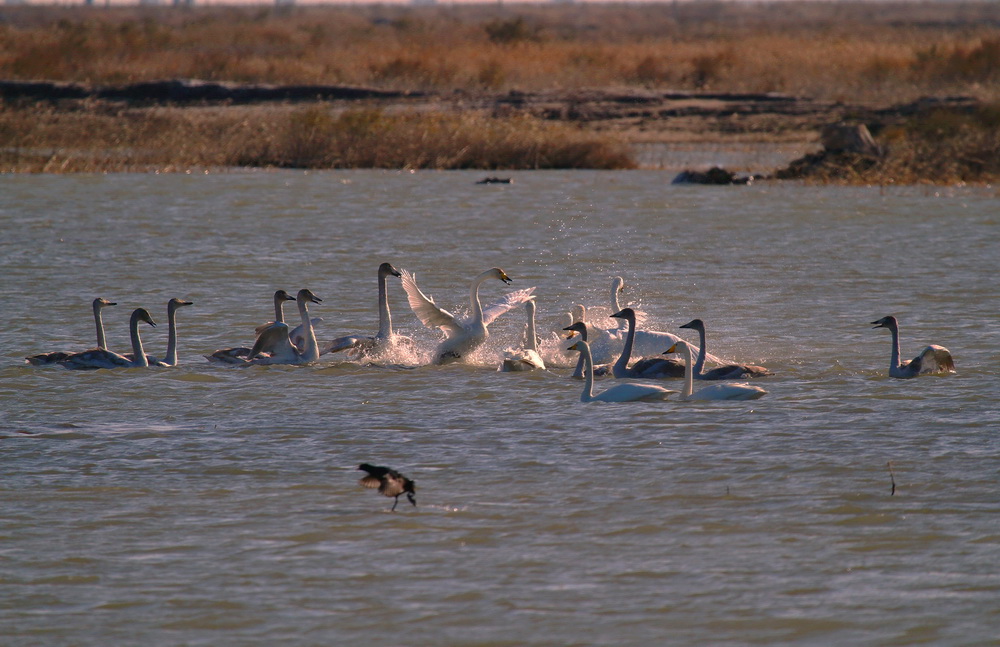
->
[2, 171, 998, 645]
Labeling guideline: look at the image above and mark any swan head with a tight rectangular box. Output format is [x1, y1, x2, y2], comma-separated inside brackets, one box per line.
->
[274, 290, 296, 303]
[571, 304, 586, 323]
[612, 276, 625, 293]
[94, 297, 117, 309]
[297, 288, 322, 305]
[167, 298, 194, 313]
[131, 308, 157, 327]
[610, 308, 635, 321]
[488, 268, 512, 285]
[665, 341, 687, 355]
[563, 321, 587, 341]
[379, 262, 402, 279]
[872, 315, 898, 330]
[679, 318, 705, 332]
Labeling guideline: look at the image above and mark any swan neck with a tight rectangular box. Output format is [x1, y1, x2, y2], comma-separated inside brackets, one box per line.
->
[164, 305, 179, 366]
[130, 313, 148, 367]
[297, 299, 319, 362]
[580, 343, 595, 402]
[693, 325, 707, 375]
[275, 296, 285, 324]
[94, 302, 108, 350]
[377, 272, 392, 339]
[613, 314, 636, 377]
[525, 303, 538, 353]
[469, 274, 489, 324]
[888, 324, 901, 370]
[680, 343, 694, 399]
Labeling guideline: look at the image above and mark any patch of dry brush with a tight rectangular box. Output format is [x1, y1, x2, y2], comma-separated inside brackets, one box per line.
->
[0, 103, 634, 173]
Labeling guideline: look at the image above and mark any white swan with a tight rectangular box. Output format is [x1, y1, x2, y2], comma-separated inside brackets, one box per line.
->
[401, 267, 535, 365]
[872, 315, 955, 378]
[499, 299, 546, 372]
[59, 308, 158, 370]
[609, 308, 685, 379]
[323, 262, 413, 358]
[678, 318, 773, 380]
[568, 340, 676, 403]
[26, 297, 117, 365]
[246, 288, 322, 365]
[207, 290, 296, 364]
[667, 341, 767, 401]
[125, 298, 193, 367]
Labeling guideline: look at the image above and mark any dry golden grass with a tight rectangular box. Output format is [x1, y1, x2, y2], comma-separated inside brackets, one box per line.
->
[0, 102, 635, 172]
[0, 2, 998, 103]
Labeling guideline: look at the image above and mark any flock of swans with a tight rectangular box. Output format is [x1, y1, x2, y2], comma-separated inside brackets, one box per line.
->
[25, 263, 956, 403]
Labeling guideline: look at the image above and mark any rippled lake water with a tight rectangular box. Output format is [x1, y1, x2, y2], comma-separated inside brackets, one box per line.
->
[2, 171, 999, 645]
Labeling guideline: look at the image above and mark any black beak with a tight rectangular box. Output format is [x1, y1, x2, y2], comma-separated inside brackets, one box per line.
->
[407, 493, 417, 507]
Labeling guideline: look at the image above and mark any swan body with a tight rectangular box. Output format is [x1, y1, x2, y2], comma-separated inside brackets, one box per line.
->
[667, 341, 766, 401]
[872, 316, 955, 378]
[563, 321, 611, 378]
[500, 299, 546, 372]
[207, 290, 296, 364]
[679, 318, 772, 380]
[59, 308, 157, 370]
[568, 341, 675, 403]
[401, 267, 535, 365]
[323, 262, 414, 359]
[610, 308, 685, 379]
[26, 297, 117, 365]
[246, 289, 322, 365]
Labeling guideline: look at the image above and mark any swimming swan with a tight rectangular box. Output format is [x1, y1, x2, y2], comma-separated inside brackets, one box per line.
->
[568, 340, 676, 403]
[678, 318, 773, 380]
[872, 315, 955, 378]
[401, 267, 535, 365]
[59, 308, 158, 370]
[609, 308, 685, 379]
[323, 262, 413, 358]
[207, 290, 296, 364]
[667, 341, 767, 401]
[500, 299, 546, 372]
[246, 289, 322, 365]
[26, 297, 117, 365]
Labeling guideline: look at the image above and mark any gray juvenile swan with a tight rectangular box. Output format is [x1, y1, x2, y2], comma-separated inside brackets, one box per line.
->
[563, 321, 611, 379]
[667, 340, 766, 401]
[568, 340, 675, 403]
[609, 308, 685, 379]
[323, 262, 413, 359]
[26, 297, 117, 365]
[246, 289, 323, 365]
[500, 299, 546, 372]
[59, 308, 158, 370]
[125, 298, 193, 367]
[871, 315, 955, 378]
[401, 267, 535, 365]
[207, 289, 296, 364]
[678, 318, 773, 380]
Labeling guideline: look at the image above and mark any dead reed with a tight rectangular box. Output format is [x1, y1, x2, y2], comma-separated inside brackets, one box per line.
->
[0, 102, 635, 173]
[0, 2, 997, 103]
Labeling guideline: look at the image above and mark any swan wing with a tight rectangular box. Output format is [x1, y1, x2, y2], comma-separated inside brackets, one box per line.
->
[321, 335, 369, 355]
[481, 288, 536, 327]
[597, 383, 676, 402]
[248, 322, 291, 360]
[915, 345, 955, 374]
[59, 348, 133, 370]
[691, 382, 766, 401]
[400, 270, 462, 335]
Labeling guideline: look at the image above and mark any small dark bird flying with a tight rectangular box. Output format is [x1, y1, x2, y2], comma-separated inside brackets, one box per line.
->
[358, 463, 416, 511]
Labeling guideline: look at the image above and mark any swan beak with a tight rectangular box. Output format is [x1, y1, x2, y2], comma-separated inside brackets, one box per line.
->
[311, 295, 323, 304]
[407, 492, 417, 507]
[284, 294, 296, 301]
[498, 271, 512, 284]
[665, 344, 677, 354]
[567, 341, 581, 352]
